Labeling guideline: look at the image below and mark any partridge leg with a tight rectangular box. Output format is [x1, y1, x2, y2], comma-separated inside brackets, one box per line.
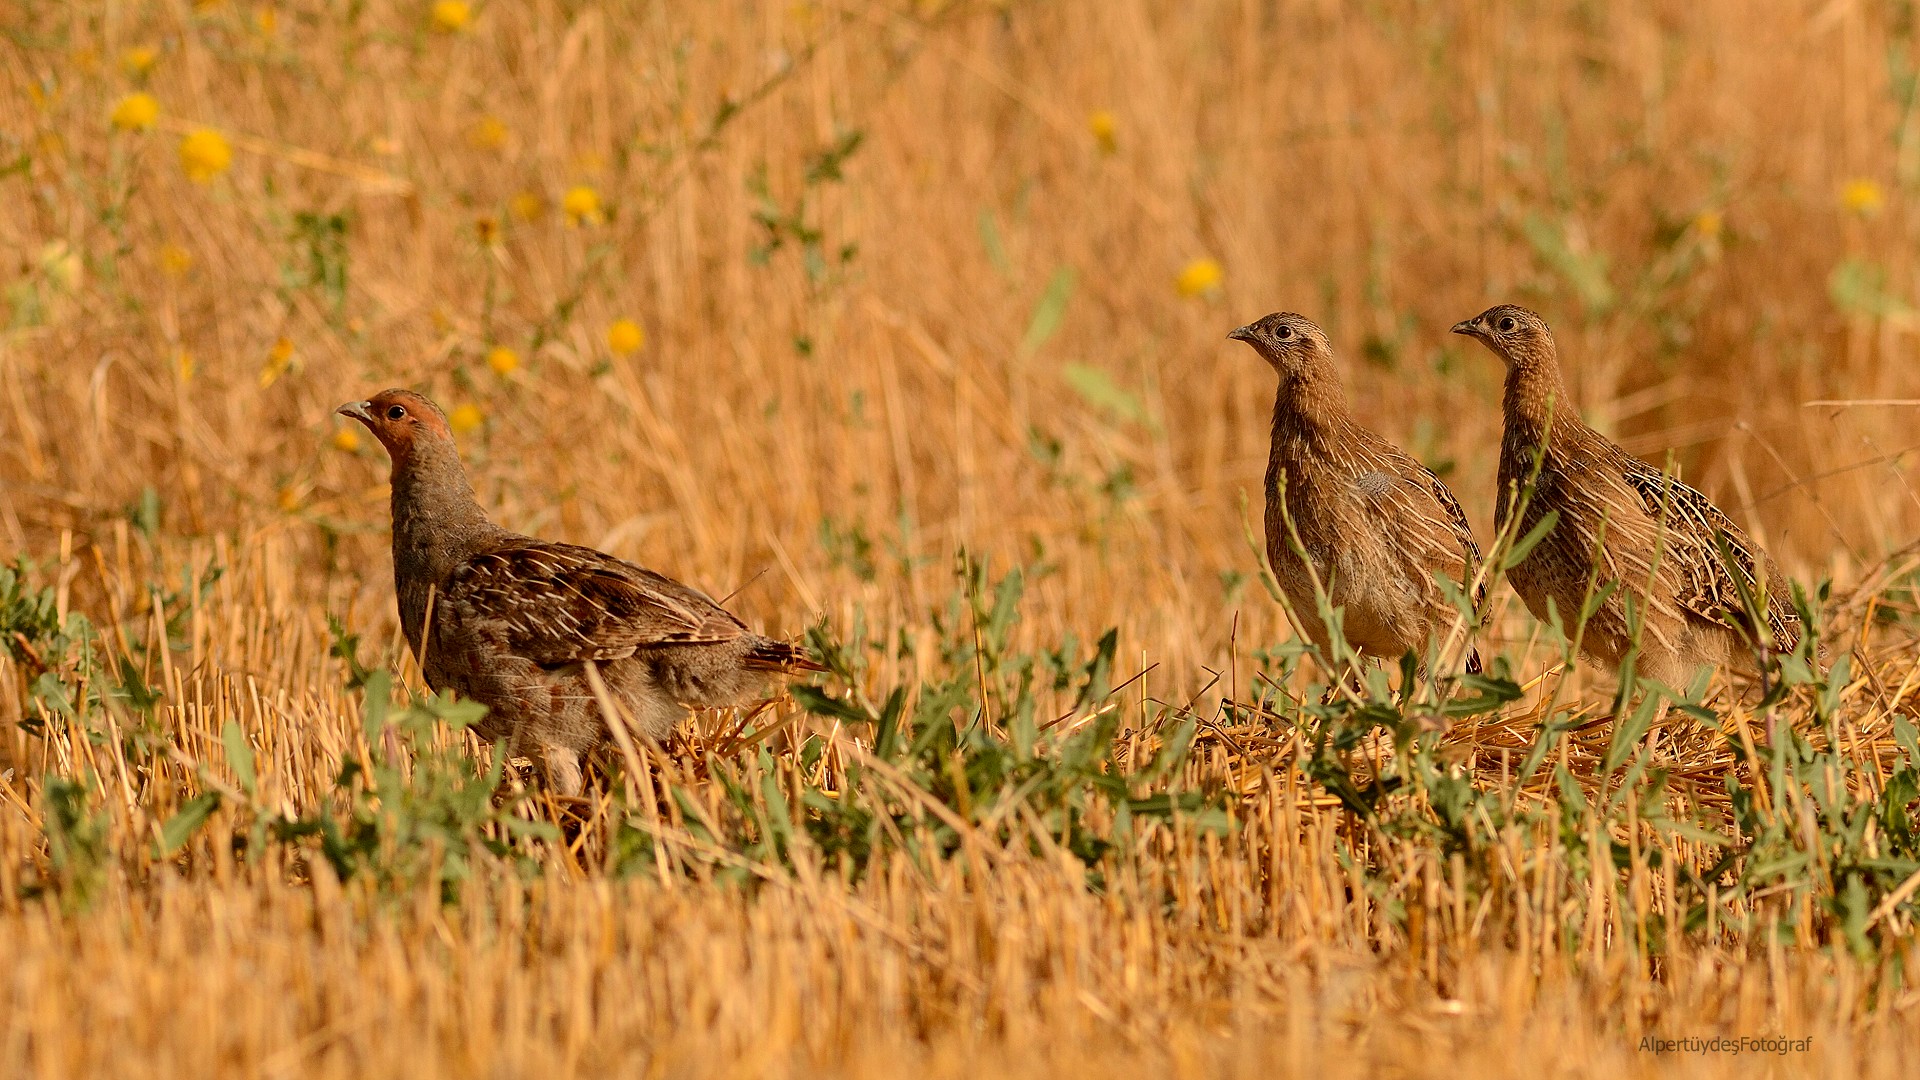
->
[540, 744, 584, 798]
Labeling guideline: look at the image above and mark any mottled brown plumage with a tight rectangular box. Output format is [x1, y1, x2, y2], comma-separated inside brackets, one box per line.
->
[338, 389, 821, 795]
[1451, 306, 1801, 686]
[1232, 313, 1484, 674]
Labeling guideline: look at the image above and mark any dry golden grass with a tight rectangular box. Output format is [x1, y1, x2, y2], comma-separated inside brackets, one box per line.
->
[4, 1, 1920, 1075]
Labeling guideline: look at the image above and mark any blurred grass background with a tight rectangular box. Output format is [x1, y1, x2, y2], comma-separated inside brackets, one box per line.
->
[11, 0, 1920, 671]
[3, 1, 1920, 1075]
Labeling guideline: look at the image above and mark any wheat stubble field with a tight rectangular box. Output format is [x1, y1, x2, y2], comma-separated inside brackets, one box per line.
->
[3, 1, 1920, 1076]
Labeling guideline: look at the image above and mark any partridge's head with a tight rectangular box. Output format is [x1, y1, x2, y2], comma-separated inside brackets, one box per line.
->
[1227, 312, 1334, 378]
[1450, 305, 1556, 368]
[336, 389, 454, 462]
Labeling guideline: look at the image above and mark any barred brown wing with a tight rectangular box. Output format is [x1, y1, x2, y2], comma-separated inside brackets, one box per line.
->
[445, 541, 749, 666]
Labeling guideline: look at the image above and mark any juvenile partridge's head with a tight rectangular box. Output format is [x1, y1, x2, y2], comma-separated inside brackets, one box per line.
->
[336, 389, 455, 464]
[1450, 305, 1556, 369]
[1227, 312, 1334, 380]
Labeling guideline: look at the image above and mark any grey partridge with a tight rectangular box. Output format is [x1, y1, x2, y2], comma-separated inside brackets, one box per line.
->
[1231, 313, 1484, 675]
[338, 389, 821, 795]
[1451, 305, 1801, 686]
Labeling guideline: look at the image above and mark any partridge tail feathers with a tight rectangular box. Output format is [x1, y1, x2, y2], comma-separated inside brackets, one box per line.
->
[745, 638, 828, 674]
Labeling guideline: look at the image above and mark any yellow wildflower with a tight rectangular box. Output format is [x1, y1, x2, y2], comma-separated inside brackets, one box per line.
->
[331, 427, 361, 453]
[39, 242, 83, 294]
[111, 92, 160, 132]
[432, 1, 471, 32]
[469, 115, 509, 151]
[120, 45, 159, 76]
[448, 403, 484, 434]
[1841, 178, 1885, 216]
[259, 337, 296, 387]
[1088, 110, 1117, 154]
[486, 346, 520, 376]
[159, 244, 194, 277]
[176, 350, 196, 382]
[178, 128, 233, 183]
[606, 318, 644, 356]
[510, 190, 545, 222]
[1175, 257, 1224, 298]
[255, 6, 278, 36]
[1691, 209, 1724, 240]
[276, 485, 302, 513]
[562, 185, 603, 226]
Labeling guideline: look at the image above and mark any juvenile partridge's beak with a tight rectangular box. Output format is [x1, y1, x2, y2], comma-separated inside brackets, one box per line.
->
[1449, 319, 1480, 338]
[336, 400, 374, 424]
[1227, 324, 1257, 343]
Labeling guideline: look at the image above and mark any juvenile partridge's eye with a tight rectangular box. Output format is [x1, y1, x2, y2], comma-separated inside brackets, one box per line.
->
[386, 405, 407, 421]
[1276, 326, 1293, 339]
[1497, 317, 1515, 332]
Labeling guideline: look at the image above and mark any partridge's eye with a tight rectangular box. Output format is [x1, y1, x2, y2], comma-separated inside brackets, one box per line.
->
[1497, 317, 1515, 332]
[1276, 325, 1293, 339]
[386, 405, 407, 421]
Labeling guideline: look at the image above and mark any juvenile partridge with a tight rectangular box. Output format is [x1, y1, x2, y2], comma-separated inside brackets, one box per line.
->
[1231, 313, 1484, 675]
[1451, 305, 1801, 686]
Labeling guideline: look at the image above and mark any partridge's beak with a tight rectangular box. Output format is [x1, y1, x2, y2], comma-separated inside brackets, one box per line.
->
[336, 400, 373, 424]
[1449, 319, 1480, 338]
[1227, 324, 1256, 343]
